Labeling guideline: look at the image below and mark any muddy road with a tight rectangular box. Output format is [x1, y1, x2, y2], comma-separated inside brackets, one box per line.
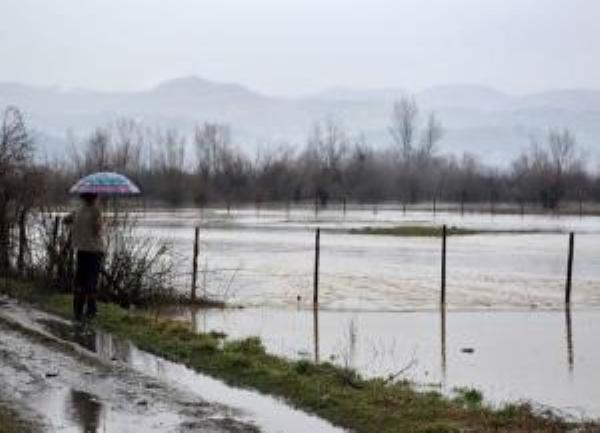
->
[0, 310, 256, 432]
[0, 298, 345, 433]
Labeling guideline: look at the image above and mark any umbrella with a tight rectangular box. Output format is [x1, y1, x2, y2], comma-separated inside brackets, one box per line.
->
[69, 172, 141, 195]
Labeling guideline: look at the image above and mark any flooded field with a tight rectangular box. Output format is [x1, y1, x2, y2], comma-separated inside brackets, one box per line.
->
[161, 306, 600, 420]
[135, 205, 600, 310]
[135, 205, 600, 419]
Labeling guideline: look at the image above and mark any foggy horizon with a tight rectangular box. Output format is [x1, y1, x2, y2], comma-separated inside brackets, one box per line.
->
[3, 74, 600, 99]
[1, 0, 598, 96]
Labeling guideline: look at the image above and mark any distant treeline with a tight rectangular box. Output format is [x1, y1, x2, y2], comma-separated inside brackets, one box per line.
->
[6, 99, 600, 213]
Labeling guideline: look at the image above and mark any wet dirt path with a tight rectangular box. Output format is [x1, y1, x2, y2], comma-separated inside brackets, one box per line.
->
[0, 299, 257, 433]
[0, 298, 346, 433]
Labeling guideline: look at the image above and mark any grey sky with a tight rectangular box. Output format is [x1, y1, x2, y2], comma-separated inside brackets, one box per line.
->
[1, 0, 598, 96]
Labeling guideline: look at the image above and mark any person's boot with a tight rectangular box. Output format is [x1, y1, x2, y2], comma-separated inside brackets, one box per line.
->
[73, 292, 84, 321]
[86, 293, 97, 319]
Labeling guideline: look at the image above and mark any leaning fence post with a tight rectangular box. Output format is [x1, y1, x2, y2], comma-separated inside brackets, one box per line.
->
[441, 225, 447, 305]
[565, 232, 575, 304]
[191, 226, 199, 302]
[313, 227, 320, 306]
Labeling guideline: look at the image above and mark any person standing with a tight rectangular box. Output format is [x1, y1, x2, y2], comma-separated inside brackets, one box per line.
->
[64, 193, 104, 320]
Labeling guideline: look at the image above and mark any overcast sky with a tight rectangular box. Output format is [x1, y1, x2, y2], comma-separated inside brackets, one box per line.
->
[0, 0, 598, 96]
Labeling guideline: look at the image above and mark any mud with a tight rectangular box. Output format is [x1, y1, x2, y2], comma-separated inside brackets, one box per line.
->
[0, 318, 258, 432]
[0, 299, 346, 433]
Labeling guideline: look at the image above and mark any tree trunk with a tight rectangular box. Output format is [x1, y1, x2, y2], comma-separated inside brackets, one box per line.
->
[17, 208, 27, 275]
[0, 201, 10, 274]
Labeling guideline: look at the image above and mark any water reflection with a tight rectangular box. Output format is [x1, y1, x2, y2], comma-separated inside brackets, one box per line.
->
[39, 319, 96, 352]
[440, 307, 447, 383]
[313, 307, 320, 363]
[38, 318, 134, 364]
[565, 306, 574, 373]
[34, 314, 344, 433]
[68, 390, 102, 433]
[173, 306, 600, 418]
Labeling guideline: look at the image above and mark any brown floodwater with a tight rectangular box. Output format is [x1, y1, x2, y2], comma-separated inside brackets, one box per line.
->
[160, 305, 600, 421]
[134, 207, 600, 310]
[132, 207, 600, 419]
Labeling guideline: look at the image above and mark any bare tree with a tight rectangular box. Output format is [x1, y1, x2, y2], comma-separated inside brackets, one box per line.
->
[153, 128, 187, 205]
[0, 107, 35, 273]
[389, 96, 419, 161]
[419, 112, 443, 159]
[194, 122, 231, 181]
[303, 119, 349, 204]
[546, 128, 581, 208]
[112, 118, 144, 173]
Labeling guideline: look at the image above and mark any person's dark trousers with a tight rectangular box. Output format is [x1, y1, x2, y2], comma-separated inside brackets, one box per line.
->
[74, 250, 103, 320]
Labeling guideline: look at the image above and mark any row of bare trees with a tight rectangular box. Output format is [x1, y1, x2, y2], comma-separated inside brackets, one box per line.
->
[8, 99, 600, 213]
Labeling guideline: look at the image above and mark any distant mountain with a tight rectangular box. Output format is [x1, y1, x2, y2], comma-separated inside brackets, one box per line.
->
[1, 77, 599, 166]
[308, 86, 406, 102]
[417, 84, 511, 110]
[516, 89, 600, 111]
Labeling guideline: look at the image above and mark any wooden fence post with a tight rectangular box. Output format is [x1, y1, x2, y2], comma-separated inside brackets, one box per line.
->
[441, 225, 447, 305]
[52, 215, 60, 248]
[313, 228, 320, 306]
[47, 216, 60, 276]
[565, 232, 575, 304]
[191, 226, 199, 302]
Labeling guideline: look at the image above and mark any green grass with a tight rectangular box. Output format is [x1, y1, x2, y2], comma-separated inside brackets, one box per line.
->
[350, 226, 478, 237]
[349, 225, 551, 237]
[1, 279, 598, 433]
[453, 387, 484, 409]
[0, 403, 38, 433]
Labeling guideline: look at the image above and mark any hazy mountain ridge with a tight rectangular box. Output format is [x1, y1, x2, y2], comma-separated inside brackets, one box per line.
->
[1, 76, 599, 165]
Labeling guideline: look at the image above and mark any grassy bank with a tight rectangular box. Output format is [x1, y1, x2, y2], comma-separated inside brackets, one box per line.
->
[0, 403, 39, 433]
[349, 225, 552, 237]
[1, 279, 597, 433]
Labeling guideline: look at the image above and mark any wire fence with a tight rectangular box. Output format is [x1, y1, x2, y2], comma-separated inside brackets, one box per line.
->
[171, 220, 599, 311]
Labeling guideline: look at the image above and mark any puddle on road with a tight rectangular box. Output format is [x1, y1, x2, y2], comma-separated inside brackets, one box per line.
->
[67, 390, 103, 433]
[27, 312, 347, 433]
[0, 320, 186, 433]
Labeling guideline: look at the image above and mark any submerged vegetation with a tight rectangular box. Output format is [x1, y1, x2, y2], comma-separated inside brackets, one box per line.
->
[350, 226, 478, 237]
[2, 279, 598, 433]
[349, 225, 550, 237]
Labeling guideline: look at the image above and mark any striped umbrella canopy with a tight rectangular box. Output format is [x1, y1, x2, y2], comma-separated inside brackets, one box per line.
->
[69, 172, 141, 196]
